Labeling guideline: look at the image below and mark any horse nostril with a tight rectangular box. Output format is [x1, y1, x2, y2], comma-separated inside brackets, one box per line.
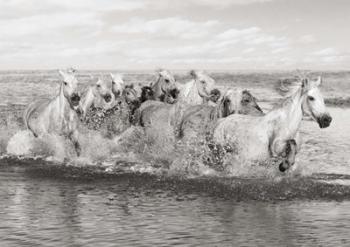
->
[71, 94, 80, 102]
[104, 94, 112, 103]
[318, 114, 332, 128]
[324, 115, 332, 126]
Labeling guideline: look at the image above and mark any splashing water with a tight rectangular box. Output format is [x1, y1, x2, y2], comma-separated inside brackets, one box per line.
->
[2, 71, 350, 246]
[1, 71, 350, 199]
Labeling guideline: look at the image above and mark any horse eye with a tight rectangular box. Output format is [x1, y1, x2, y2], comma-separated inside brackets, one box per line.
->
[164, 79, 170, 83]
[308, 96, 315, 101]
[112, 81, 115, 84]
[97, 85, 101, 88]
[64, 82, 68, 86]
[201, 80, 206, 84]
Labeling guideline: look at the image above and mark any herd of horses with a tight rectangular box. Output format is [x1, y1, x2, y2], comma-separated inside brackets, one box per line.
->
[22, 69, 332, 172]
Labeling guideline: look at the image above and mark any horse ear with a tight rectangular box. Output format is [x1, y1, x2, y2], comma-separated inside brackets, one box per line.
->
[301, 78, 309, 89]
[58, 70, 69, 81]
[110, 73, 124, 84]
[67, 67, 76, 73]
[156, 68, 164, 76]
[315, 76, 322, 87]
[58, 70, 65, 77]
[189, 70, 197, 78]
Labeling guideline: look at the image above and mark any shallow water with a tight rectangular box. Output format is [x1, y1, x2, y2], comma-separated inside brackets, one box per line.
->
[1, 162, 350, 246]
[1, 71, 350, 246]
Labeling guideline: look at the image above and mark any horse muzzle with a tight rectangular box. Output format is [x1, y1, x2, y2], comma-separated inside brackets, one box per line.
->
[169, 88, 180, 99]
[103, 93, 112, 103]
[317, 114, 332, 128]
[70, 93, 80, 107]
[209, 89, 221, 103]
[113, 90, 121, 98]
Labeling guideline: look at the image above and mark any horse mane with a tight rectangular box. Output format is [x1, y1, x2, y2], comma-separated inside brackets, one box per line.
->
[274, 77, 301, 97]
[275, 70, 310, 97]
[67, 67, 77, 73]
[155, 67, 166, 73]
[274, 77, 304, 108]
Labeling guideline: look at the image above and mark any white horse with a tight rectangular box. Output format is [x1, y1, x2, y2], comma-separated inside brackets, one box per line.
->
[23, 70, 82, 156]
[178, 88, 264, 142]
[78, 77, 116, 119]
[110, 73, 125, 97]
[137, 70, 218, 127]
[177, 70, 217, 105]
[150, 69, 179, 102]
[212, 76, 332, 172]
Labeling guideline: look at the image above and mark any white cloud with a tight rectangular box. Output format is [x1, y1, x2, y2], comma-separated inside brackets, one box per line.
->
[186, 0, 275, 7]
[0, 12, 103, 38]
[0, 0, 346, 70]
[217, 27, 261, 40]
[299, 34, 316, 44]
[307, 48, 350, 65]
[312, 47, 338, 56]
[215, 27, 289, 51]
[121, 24, 291, 67]
[242, 47, 255, 53]
[0, 0, 145, 17]
[112, 17, 219, 39]
[271, 47, 290, 53]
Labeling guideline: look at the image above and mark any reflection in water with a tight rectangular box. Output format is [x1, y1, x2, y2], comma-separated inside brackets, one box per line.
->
[0, 166, 350, 246]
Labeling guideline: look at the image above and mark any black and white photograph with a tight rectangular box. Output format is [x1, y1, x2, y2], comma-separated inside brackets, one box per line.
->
[0, 0, 349, 246]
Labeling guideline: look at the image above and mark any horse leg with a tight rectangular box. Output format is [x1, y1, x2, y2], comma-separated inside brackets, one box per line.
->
[278, 139, 297, 172]
[68, 130, 81, 156]
[294, 131, 302, 153]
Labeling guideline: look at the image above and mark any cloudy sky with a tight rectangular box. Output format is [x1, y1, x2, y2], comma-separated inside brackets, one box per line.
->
[0, 0, 349, 70]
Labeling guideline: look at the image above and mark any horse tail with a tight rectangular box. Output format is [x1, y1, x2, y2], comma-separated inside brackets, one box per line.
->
[23, 102, 38, 137]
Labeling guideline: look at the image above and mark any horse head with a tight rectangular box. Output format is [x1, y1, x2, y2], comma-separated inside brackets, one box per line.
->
[59, 69, 81, 110]
[110, 73, 124, 97]
[140, 86, 155, 103]
[154, 69, 179, 101]
[209, 88, 221, 104]
[190, 70, 217, 102]
[123, 84, 139, 105]
[301, 76, 332, 128]
[92, 77, 115, 109]
[218, 89, 263, 117]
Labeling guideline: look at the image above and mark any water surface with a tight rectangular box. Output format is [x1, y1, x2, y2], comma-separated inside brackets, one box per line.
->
[1, 71, 350, 246]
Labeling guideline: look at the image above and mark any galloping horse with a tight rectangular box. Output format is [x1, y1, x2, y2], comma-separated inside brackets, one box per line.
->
[137, 70, 218, 127]
[150, 69, 179, 102]
[23, 70, 82, 156]
[212, 76, 332, 172]
[134, 70, 220, 146]
[78, 77, 115, 119]
[110, 73, 124, 97]
[80, 74, 139, 135]
[178, 89, 264, 142]
[102, 84, 140, 138]
[177, 70, 217, 105]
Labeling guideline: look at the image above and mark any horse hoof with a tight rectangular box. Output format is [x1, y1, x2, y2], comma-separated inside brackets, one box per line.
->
[279, 161, 289, 172]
